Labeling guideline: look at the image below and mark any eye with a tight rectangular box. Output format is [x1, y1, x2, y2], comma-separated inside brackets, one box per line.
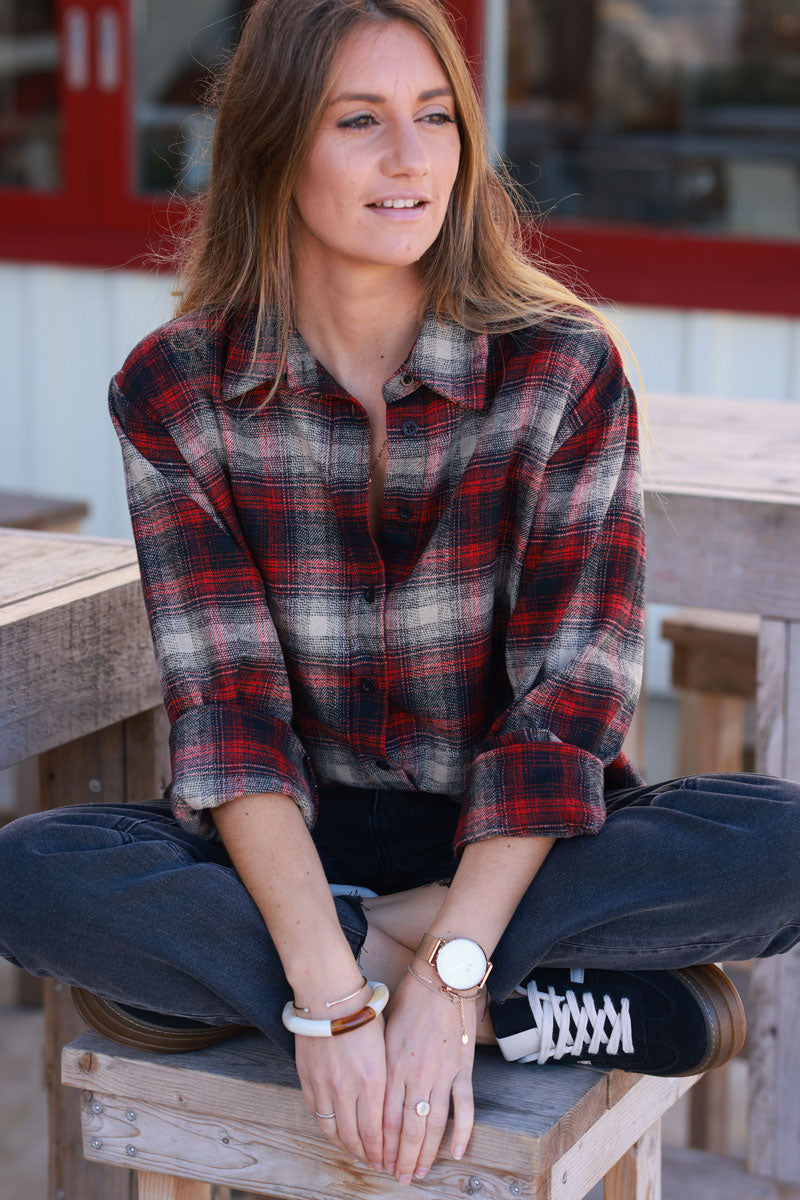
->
[337, 112, 377, 129]
[421, 112, 456, 125]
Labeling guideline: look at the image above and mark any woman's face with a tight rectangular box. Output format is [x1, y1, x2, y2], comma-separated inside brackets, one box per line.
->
[291, 20, 461, 278]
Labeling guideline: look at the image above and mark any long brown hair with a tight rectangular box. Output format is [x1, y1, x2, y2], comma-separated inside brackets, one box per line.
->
[165, 0, 642, 415]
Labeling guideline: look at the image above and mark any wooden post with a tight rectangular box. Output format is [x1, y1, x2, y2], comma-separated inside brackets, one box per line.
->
[137, 1176, 212, 1200]
[687, 1069, 730, 1156]
[40, 707, 169, 1200]
[748, 619, 800, 1185]
[604, 1119, 661, 1200]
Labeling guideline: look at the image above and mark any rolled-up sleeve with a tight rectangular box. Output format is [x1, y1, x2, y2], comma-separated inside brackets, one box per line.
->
[108, 374, 317, 838]
[456, 339, 645, 851]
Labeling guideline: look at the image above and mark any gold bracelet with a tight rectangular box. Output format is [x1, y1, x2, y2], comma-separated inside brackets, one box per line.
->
[407, 965, 482, 1045]
[292, 973, 368, 1014]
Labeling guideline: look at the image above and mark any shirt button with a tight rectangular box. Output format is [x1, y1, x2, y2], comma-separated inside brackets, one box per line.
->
[374, 757, 391, 769]
[397, 504, 413, 520]
[359, 678, 375, 694]
[401, 373, 415, 387]
[362, 586, 376, 603]
[402, 420, 418, 437]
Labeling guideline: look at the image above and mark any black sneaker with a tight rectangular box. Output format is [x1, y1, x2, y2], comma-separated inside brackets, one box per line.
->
[490, 964, 746, 1077]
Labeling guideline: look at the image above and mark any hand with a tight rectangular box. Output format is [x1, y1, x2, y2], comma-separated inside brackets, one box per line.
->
[382, 968, 476, 1185]
[295, 1013, 387, 1170]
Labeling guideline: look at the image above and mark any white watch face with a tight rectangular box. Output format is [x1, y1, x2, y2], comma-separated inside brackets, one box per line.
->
[435, 938, 487, 989]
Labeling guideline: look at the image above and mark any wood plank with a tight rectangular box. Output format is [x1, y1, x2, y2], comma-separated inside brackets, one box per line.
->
[757, 619, 788, 777]
[603, 1119, 661, 1200]
[750, 617, 800, 1185]
[748, 949, 800, 1186]
[62, 1033, 640, 1181]
[786, 622, 800, 779]
[550, 1077, 695, 1200]
[137, 1174, 212, 1200]
[41, 724, 138, 1200]
[688, 1069, 730, 1156]
[677, 692, 746, 775]
[0, 528, 136, 608]
[0, 533, 162, 768]
[0, 489, 89, 530]
[124, 706, 172, 807]
[644, 494, 800, 621]
[645, 394, 800, 504]
[82, 1089, 420, 1200]
[660, 609, 760, 644]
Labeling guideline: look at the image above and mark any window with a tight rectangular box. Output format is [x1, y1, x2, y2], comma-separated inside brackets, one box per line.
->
[506, 0, 800, 240]
[502, 0, 800, 310]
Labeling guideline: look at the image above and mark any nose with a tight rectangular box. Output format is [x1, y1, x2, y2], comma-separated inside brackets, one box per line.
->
[382, 117, 429, 178]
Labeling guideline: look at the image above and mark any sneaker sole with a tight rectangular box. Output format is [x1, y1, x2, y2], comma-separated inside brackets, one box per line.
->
[71, 986, 250, 1054]
[670, 964, 747, 1075]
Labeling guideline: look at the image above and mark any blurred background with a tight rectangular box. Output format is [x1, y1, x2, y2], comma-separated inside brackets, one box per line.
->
[1, 1, 799, 1191]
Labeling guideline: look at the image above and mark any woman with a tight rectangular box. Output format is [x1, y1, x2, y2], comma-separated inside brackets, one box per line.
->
[2, 0, 799, 1188]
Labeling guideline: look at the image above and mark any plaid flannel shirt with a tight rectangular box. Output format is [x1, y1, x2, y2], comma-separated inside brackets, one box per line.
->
[109, 303, 645, 854]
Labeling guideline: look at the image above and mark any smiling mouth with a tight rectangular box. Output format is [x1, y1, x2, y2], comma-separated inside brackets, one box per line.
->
[367, 200, 428, 209]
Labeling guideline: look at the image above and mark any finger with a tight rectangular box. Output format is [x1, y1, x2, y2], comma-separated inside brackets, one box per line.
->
[382, 1078, 405, 1171]
[356, 1090, 385, 1170]
[450, 1067, 475, 1160]
[412, 1084, 451, 1180]
[334, 1099, 370, 1167]
[311, 1097, 342, 1149]
[394, 1090, 432, 1185]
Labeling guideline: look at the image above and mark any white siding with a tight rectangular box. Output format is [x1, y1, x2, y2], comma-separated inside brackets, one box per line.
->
[0, 263, 173, 541]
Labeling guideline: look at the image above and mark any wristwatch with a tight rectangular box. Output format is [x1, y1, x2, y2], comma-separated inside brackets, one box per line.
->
[415, 933, 493, 991]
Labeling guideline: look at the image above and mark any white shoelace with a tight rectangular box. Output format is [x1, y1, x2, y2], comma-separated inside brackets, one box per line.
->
[513, 978, 635, 1065]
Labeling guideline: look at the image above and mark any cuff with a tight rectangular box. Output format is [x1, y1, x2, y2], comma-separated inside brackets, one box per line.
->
[164, 703, 317, 840]
[456, 734, 607, 853]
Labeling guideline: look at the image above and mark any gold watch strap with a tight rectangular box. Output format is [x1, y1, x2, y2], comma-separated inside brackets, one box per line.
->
[415, 932, 445, 966]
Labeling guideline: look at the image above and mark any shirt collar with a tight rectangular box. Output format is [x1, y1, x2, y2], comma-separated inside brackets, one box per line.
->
[221, 305, 490, 410]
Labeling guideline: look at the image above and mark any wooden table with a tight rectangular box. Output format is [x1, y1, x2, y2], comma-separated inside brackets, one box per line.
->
[2, 392, 800, 1197]
[0, 528, 169, 1200]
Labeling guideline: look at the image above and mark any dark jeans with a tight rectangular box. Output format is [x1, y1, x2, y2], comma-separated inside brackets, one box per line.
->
[1, 772, 799, 1059]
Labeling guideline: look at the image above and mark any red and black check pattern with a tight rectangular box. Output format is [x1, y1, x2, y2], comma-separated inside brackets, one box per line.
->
[109, 304, 645, 854]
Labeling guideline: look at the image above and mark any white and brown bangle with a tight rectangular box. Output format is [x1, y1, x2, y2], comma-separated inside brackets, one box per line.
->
[282, 981, 389, 1037]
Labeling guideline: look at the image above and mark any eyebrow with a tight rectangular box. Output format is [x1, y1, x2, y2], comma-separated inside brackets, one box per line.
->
[327, 87, 454, 106]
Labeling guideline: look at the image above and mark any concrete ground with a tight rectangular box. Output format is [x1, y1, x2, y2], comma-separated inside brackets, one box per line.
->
[0, 999, 47, 1200]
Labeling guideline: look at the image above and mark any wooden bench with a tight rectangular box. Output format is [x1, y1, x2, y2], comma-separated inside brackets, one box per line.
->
[0, 488, 89, 534]
[61, 1030, 697, 1200]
